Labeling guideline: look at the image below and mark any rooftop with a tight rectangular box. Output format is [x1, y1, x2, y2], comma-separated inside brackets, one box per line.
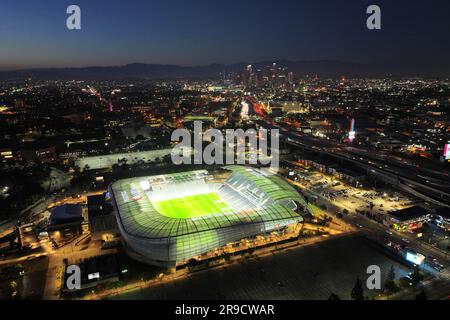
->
[388, 206, 429, 222]
[50, 204, 83, 224]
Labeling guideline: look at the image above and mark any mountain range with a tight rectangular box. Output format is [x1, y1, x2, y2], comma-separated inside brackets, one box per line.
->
[0, 60, 448, 80]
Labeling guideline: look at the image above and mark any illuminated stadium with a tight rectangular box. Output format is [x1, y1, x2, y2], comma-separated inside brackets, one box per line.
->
[109, 166, 311, 268]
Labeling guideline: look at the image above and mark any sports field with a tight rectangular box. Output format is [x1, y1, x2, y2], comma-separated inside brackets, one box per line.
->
[151, 193, 231, 219]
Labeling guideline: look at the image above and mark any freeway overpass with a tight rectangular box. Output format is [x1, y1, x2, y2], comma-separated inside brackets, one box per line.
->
[284, 137, 450, 208]
[251, 111, 450, 207]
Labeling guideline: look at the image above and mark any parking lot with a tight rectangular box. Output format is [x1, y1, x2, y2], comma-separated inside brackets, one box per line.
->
[290, 169, 413, 218]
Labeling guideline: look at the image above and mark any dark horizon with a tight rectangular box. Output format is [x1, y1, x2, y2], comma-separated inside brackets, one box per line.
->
[1, 59, 449, 79]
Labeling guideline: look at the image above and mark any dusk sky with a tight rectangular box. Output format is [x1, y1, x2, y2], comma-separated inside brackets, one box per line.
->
[0, 0, 449, 70]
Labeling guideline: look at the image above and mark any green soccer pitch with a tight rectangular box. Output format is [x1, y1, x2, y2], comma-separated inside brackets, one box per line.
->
[151, 193, 231, 219]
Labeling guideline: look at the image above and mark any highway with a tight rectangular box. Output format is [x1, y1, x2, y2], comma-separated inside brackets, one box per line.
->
[248, 99, 450, 207]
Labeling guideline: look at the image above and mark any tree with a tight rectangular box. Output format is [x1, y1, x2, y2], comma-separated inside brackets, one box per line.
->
[384, 265, 398, 293]
[387, 265, 396, 282]
[410, 268, 424, 285]
[351, 278, 365, 300]
[7, 280, 18, 299]
[384, 265, 398, 292]
[135, 135, 145, 141]
[118, 158, 128, 166]
[328, 292, 341, 300]
[398, 277, 412, 288]
[415, 289, 427, 300]
[162, 154, 172, 164]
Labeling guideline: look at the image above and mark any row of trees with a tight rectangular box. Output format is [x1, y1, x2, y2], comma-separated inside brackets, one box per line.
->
[328, 266, 427, 300]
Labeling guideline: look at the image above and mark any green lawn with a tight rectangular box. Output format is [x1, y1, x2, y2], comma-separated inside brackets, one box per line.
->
[152, 193, 231, 219]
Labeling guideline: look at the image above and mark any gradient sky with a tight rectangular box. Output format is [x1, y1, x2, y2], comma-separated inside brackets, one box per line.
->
[0, 0, 449, 70]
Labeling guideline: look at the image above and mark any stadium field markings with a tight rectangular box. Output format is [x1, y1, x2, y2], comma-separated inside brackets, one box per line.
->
[151, 193, 232, 219]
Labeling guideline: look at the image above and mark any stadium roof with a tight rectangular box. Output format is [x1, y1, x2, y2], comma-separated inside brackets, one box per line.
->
[110, 166, 306, 240]
[224, 166, 307, 206]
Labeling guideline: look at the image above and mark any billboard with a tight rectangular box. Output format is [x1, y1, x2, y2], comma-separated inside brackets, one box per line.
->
[349, 131, 356, 141]
[348, 118, 356, 141]
[88, 272, 100, 280]
[130, 187, 142, 200]
[444, 144, 450, 160]
[405, 251, 425, 265]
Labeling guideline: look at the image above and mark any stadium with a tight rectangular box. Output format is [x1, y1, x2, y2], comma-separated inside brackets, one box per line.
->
[109, 166, 311, 268]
